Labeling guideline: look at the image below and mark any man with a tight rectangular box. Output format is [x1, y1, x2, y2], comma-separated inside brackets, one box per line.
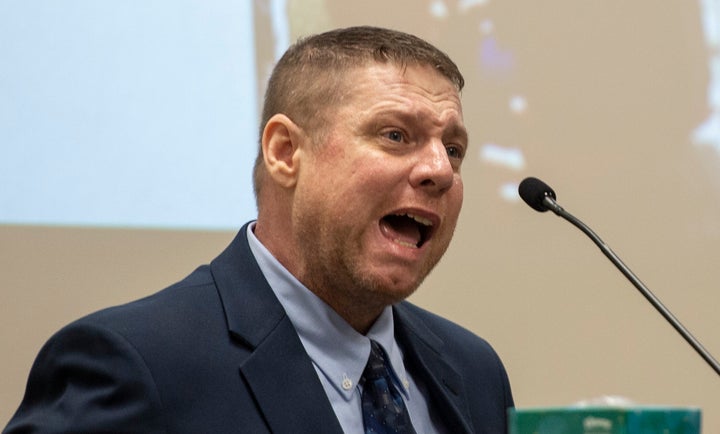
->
[5, 26, 513, 433]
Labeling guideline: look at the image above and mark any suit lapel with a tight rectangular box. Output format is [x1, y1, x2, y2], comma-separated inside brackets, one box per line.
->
[239, 316, 344, 434]
[394, 303, 475, 434]
[210, 225, 343, 434]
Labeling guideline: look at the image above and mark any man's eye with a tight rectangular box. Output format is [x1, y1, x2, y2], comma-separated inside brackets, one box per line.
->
[384, 130, 404, 142]
[446, 145, 465, 160]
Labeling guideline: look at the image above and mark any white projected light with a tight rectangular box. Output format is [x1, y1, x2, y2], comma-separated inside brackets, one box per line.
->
[0, 2, 258, 230]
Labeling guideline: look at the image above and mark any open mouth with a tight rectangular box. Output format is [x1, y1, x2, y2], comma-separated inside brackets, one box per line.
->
[379, 213, 434, 249]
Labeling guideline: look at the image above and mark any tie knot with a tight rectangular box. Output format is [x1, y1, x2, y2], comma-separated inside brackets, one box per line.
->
[363, 340, 390, 381]
[361, 340, 417, 433]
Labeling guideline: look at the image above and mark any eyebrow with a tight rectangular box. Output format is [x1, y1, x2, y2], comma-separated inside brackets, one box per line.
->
[443, 123, 469, 146]
[372, 106, 468, 142]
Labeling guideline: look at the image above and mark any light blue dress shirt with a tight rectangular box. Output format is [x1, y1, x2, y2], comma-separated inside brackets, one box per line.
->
[246, 223, 444, 434]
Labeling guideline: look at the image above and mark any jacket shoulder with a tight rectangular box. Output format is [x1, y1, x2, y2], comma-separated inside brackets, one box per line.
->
[395, 301, 497, 355]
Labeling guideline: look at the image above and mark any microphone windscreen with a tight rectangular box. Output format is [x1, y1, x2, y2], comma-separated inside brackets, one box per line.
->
[518, 177, 557, 212]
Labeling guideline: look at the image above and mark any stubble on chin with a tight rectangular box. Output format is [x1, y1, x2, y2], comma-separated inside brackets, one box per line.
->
[308, 241, 438, 317]
[292, 199, 455, 329]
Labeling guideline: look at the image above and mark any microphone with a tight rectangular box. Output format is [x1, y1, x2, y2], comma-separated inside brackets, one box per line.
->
[518, 176, 720, 377]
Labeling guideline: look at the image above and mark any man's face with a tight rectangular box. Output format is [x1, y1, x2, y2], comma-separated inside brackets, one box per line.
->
[291, 63, 467, 314]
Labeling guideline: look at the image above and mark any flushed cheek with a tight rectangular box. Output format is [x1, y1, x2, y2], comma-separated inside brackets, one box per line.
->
[451, 180, 464, 214]
[436, 189, 463, 243]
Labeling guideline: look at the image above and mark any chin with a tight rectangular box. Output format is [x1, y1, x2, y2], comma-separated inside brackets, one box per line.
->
[366, 273, 425, 304]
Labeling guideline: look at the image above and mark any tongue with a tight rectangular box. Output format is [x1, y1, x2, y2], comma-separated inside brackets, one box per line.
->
[380, 216, 421, 247]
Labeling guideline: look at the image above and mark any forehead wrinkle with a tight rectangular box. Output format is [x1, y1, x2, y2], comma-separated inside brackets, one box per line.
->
[383, 80, 461, 112]
[335, 64, 465, 134]
[385, 76, 463, 129]
[363, 85, 463, 125]
[350, 63, 460, 102]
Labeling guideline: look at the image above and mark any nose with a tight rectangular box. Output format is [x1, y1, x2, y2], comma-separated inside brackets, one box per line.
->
[409, 140, 455, 193]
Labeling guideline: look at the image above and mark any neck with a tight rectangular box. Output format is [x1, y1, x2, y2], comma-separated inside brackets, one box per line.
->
[305, 283, 389, 335]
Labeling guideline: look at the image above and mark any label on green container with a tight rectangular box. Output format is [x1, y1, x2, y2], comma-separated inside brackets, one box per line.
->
[508, 406, 701, 434]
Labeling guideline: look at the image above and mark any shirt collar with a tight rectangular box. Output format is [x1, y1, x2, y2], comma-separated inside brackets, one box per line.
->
[246, 222, 411, 401]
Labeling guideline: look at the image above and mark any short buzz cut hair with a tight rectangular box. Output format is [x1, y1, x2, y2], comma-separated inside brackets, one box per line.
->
[252, 25, 464, 198]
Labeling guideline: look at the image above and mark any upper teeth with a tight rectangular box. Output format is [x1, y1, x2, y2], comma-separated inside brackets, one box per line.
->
[403, 213, 432, 226]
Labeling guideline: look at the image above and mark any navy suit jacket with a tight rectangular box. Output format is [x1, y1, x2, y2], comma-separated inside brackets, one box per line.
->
[5, 223, 513, 433]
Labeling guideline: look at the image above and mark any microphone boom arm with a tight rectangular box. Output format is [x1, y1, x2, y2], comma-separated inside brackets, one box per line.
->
[543, 196, 720, 377]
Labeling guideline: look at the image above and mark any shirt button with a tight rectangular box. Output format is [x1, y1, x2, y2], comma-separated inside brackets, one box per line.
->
[342, 374, 353, 390]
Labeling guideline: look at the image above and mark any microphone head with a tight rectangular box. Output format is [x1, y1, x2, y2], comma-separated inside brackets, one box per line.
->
[518, 177, 557, 212]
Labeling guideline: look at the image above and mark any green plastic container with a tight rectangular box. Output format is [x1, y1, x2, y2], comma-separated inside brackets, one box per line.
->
[508, 406, 701, 434]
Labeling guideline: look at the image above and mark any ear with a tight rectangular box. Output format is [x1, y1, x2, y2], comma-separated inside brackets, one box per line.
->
[261, 114, 305, 189]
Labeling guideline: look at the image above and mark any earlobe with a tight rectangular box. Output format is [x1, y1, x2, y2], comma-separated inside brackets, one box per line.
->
[261, 114, 304, 189]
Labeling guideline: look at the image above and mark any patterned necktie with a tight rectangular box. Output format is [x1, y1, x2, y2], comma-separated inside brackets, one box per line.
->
[361, 340, 417, 434]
